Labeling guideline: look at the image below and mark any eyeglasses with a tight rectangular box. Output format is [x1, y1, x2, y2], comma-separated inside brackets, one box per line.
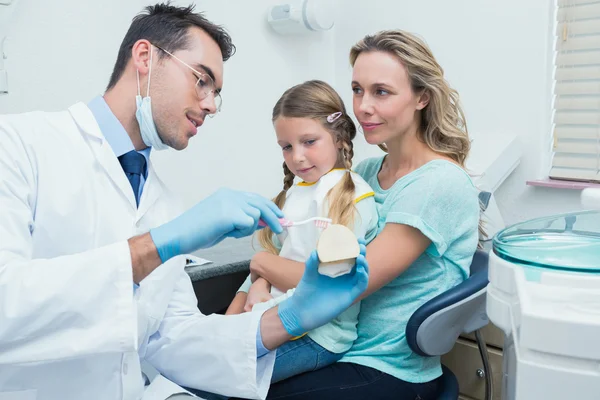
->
[153, 44, 222, 116]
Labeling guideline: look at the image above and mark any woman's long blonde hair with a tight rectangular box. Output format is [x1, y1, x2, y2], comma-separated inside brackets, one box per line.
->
[350, 30, 485, 244]
[350, 30, 470, 166]
[258, 80, 358, 255]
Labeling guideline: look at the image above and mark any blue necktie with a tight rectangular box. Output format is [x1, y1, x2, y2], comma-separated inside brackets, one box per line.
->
[118, 151, 146, 207]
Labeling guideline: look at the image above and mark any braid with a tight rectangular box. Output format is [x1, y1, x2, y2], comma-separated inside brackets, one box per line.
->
[326, 133, 357, 228]
[342, 139, 354, 171]
[282, 162, 295, 191]
[258, 162, 296, 255]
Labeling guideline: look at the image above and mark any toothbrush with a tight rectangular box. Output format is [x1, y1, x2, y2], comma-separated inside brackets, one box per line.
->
[258, 217, 332, 229]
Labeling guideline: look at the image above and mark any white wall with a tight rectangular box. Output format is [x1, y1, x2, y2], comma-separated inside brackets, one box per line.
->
[0, 0, 584, 224]
[0, 0, 335, 209]
[333, 0, 584, 226]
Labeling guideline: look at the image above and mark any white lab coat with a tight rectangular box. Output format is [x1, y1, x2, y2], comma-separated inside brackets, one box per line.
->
[0, 103, 275, 400]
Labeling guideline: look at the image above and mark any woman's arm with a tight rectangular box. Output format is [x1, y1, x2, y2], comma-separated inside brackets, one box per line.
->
[250, 252, 304, 292]
[359, 223, 431, 300]
[253, 222, 431, 300]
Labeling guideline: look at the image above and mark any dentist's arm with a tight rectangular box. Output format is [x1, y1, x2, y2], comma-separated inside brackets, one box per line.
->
[258, 308, 294, 350]
[128, 233, 162, 283]
[140, 241, 367, 399]
[128, 188, 284, 283]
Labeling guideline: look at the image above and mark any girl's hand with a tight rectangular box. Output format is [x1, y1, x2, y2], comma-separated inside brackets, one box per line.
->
[250, 252, 269, 282]
[244, 277, 273, 312]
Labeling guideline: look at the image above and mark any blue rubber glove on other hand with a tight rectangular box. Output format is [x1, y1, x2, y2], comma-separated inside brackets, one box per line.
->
[278, 240, 368, 336]
[150, 188, 284, 263]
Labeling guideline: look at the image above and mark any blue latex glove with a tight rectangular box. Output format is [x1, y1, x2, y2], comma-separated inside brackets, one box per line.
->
[150, 188, 283, 262]
[278, 240, 368, 336]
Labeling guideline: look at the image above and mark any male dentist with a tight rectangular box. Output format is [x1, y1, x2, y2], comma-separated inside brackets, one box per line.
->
[0, 3, 368, 400]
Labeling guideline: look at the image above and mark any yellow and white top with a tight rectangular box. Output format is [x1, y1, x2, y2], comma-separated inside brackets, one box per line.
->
[239, 168, 379, 353]
[275, 169, 376, 271]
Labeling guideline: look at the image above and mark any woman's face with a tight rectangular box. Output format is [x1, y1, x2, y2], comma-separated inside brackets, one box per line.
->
[351, 51, 427, 145]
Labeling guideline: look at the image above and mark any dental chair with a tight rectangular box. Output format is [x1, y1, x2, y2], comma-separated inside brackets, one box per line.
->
[406, 250, 491, 400]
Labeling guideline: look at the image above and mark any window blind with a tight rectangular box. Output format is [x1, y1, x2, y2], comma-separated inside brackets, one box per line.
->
[551, 0, 600, 182]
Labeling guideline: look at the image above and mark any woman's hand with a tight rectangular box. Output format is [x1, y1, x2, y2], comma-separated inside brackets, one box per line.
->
[244, 277, 273, 312]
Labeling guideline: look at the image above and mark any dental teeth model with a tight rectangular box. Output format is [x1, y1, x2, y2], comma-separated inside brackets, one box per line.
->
[316, 224, 360, 278]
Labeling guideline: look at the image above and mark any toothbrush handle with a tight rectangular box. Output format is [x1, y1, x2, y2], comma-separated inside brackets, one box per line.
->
[258, 217, 289, 228]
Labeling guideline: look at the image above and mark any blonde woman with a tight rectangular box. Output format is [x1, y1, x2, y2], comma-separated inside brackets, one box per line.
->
[226, 80, 378, 383]
[252, 31, 480, 399]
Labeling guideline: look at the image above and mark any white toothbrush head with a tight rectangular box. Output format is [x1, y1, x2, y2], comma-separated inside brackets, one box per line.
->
[314, 219, 331, 229]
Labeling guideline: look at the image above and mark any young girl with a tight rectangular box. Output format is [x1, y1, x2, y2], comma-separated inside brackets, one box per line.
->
[226, 80, 378, 383]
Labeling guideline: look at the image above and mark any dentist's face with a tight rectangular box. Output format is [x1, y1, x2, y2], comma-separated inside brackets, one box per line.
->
[351, 51, 424, 146]
[149, 27, 224, 150]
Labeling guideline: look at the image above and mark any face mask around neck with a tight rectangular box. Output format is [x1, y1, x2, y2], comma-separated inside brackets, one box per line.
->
[135, 46, 169, 151]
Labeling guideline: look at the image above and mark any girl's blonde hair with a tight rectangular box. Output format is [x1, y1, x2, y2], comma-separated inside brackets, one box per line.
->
[259, 80, 358, 255]
[350, 30, 470, 166]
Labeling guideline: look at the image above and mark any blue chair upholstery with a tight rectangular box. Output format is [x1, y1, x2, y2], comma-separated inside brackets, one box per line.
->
[406, 250, 490, 399]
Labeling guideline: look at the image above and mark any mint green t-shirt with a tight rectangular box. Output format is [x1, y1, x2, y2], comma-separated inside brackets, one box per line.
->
[340, 158, 480, 383]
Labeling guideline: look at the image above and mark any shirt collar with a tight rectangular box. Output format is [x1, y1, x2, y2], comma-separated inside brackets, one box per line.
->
[87, 95, 151, 164]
